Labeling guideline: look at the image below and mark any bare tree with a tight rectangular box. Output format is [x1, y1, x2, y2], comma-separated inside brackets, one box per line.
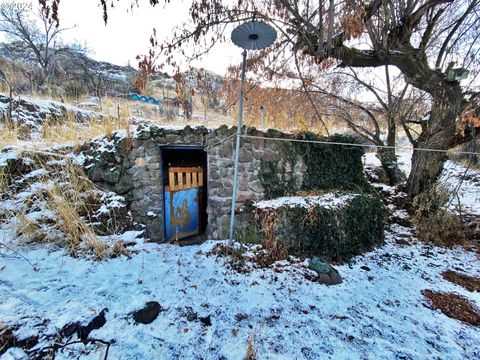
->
[154, 0, 480, 197]
[306, 66, 430, 185]
[0, 1, 72, 85]
[39, 0, 480, 198]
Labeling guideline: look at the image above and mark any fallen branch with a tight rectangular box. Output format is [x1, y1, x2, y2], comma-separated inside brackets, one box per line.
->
[28, 338, 114, 360]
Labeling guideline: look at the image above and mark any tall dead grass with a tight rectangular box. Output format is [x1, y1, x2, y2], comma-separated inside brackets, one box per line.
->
[8, 154, 109, 259]
[0, 121, 21, 149]
[41, 112, 132, 146]
[0, 166, 10, 195]
[46, 185, 106, 259]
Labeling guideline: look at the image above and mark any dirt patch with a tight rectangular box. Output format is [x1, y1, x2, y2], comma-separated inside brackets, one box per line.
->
[422, 290, 480, 326]
[442, 270, 480, 292]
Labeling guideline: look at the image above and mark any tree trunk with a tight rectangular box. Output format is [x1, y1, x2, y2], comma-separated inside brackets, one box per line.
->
[407, 89, 463, 197]
[379, 114, 405, 185]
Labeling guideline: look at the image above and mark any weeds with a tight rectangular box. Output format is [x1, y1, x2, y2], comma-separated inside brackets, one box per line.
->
[255, 209, 288, 267]
[209, 242, 246, 270]
[413, 185, 470, 246]
[0, 121, 20, 149]
[2, 152, 129, 260]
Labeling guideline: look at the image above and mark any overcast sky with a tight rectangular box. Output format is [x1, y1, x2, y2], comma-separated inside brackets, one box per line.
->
[0, 0, 240, 74]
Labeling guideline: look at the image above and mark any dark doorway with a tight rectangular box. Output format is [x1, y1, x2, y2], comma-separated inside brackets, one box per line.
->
[160, 146, 208, 241]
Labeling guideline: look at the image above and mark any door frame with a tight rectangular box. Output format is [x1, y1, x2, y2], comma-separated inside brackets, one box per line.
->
[159, 145, 207, 241]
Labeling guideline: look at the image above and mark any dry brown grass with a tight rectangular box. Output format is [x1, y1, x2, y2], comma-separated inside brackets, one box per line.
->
[413, 186, 470, 246]
[45, 185, 106, 259]
[254, 209, 288, 267]
[442, 270, 480, 292]
[422, 289, 480, 326]
[0, 122, 21, 149]
[0, 167, 10, 195]
[6, 154, 111, 259]
[245, 332, 258, 360]
[41, 112, 132, 147]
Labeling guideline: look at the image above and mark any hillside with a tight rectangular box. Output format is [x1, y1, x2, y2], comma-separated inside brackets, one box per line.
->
[0, 42, 224, 108]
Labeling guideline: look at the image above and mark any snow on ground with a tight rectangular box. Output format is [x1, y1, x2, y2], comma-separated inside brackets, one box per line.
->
[364, 152, 480, 216]
[254, 193, 356, 209]
[362, 152, 412, 177]
[441, 160, 480, 216]
[1, 225, 480, 359]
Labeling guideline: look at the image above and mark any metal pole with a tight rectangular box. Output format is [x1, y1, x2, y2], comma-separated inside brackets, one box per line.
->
[229, 49, 247, 242]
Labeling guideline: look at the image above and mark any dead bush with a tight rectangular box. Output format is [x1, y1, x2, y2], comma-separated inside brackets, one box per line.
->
[422, 290, 480, 326]
[442, 270, 480, 292]
[208, 242, 246, 270]
[254, 209, 288, 267]
[413, 186, 470, 246]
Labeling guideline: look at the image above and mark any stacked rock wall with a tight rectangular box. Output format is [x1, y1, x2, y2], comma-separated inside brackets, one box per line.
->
[83, 124, 301, 241]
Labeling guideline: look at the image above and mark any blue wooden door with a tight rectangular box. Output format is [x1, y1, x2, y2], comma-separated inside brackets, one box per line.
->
[164, 167, 203, 241]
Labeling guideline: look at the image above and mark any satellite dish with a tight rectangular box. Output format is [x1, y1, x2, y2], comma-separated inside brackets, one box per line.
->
[231, 21, 277, 50]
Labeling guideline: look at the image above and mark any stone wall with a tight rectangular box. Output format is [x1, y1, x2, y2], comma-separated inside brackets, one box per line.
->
[82, 123, 303, 241]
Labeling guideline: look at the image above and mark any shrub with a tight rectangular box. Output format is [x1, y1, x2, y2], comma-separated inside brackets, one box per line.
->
[237, 193, 386, 262]
[287, 194, 386, 261]
[258, 132, 370, 199]
[294, 132, 368, 192]
[413, 185, 469, 246]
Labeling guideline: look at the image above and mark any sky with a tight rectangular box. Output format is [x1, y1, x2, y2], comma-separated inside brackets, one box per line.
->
[0, 0, 240, 75]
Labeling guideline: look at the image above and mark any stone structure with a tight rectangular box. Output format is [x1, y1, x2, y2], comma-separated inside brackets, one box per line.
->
[83, 123, 305, 241]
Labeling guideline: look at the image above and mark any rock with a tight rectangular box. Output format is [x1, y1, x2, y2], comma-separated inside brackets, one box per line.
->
[133, 301, 162, 324]
[114, 178, 134, 195]
[239, 148, 253, 162]
[199, 315, 212, 326]
[249, 180, 263, 193]
[186, 307, 198, 322]
[395, 238, 411, 246]
[235, 313, 249, 321]
[60, 309, 108, 341]
[360, 265, 371, 272]
[104, 166, 122, 184]
[79, 309, 108, 340]
[136, 129, 152, 140]
[309, 257, 342, 285]
[218, 142, 233, 158]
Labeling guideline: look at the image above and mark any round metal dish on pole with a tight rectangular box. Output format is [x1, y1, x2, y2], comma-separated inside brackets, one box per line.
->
[228, 21, 277, 243]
